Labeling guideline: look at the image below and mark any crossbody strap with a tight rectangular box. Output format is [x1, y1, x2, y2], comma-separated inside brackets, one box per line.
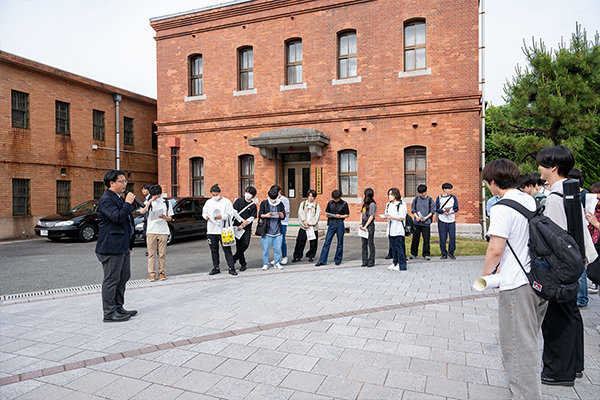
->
[440, 196, 452, 210]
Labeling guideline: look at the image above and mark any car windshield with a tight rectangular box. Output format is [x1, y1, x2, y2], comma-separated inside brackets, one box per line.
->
[69, 200, 98, 213]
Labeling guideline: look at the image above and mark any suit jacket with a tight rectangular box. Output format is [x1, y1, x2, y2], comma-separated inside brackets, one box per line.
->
[95, 189, 135, 255]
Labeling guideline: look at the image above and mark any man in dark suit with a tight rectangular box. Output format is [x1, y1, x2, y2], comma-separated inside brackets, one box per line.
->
[96, 170, 138, 322]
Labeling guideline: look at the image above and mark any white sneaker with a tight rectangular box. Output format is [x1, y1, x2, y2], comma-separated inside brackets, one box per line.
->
[390, 264, 400, 271]
[270, 260, 275, 265]
[262, 264, 269, 270]
[281, 257, 288, 265]
[589, 283, 598, 294]
[387, 263, 395, 270]
[274, 263, 284, 270]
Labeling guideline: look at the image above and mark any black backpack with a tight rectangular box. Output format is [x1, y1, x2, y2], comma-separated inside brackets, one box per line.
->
[497, 199, 584, 303]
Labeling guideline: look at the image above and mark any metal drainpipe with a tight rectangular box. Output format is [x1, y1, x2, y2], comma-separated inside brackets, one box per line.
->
[113, 94, 122, 170]
[480, 0, 487, 238]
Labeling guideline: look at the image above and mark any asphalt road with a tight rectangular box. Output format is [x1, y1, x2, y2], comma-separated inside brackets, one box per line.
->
[0, 234, 397, 295]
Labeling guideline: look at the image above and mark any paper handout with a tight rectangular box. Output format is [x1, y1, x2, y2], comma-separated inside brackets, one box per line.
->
[473, 274, 501, 291]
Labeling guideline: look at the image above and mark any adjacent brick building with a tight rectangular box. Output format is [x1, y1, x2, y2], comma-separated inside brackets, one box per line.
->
[1, 51, 157, 240]
[151, 0, 482, 235]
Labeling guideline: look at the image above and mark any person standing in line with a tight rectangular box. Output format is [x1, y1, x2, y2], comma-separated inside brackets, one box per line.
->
[315, 190, 350, 266]
[410, 184, 436, 260]
[232, 186, 258, 271]
[482, 158, 548, 400]
[360, 188, 377, 267]
[95, 169, 137, 322]
[259, 187, 286, 270]
[141, 184, 151, 203]
[383, 188, 407, 271]
[292, 190, 321, 263]
[436, 183, 459, 260]
[139, 184, 173, 281]
[568, 168, 589, 208]
[275, 185, 291, 265]
[537, 146, 597, 386]
[203, 184, 237, 276]
[585, 182, 600, 299]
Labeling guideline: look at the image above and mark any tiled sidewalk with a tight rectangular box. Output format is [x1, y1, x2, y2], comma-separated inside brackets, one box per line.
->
[1, 257, 599, 399]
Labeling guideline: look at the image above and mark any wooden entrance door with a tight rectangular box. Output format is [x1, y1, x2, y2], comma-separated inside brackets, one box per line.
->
[283, 161, 311, 218]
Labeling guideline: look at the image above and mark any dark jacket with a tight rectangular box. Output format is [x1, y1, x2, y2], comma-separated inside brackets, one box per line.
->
[95, 190, 135, 255]
[258, 200, 285, 237]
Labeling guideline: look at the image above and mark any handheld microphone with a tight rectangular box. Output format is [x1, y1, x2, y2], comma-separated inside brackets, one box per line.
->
[125, 191, 145, 208]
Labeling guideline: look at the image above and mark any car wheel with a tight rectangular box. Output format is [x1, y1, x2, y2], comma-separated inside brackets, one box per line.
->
[48, 237, 61, 242]
[79, 224, 97, 242]
[167, 226, 174, 246]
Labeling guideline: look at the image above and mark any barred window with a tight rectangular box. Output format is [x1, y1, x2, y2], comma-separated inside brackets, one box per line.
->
[189, 55, 203, 96]
[404, 146, 427, 197]
[56, 101, 70, 135]
[93, 110, 105, 141]
[404, 20, 426, 71]
[339, 150, 358, 196]
[56, 180, 71, 214]
[286, 40, 303, 85]
[171, 147, 179, 197]
[126, 183, 135, 194]
[124, 117, 134, 146]
[11, 90, 29, 129]
[239, 155, 254, 196]
[12, 179, 30, 216]
[338, 31, 357, 79]
[93, 181, 105, 200]
[191, 157, 204, 196]
[238, 47, 254, 90]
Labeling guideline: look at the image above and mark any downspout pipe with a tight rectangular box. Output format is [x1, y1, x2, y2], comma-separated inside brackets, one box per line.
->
[480, 0, 487, 238]
[113, 93, 122, 170]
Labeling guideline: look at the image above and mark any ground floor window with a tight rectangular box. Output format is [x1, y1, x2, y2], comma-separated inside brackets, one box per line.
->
[56, 180, 71, 213]
[12, 179, 30, 216]
[404, 146, 427, 197]
[339, 150, 358, 196]
[239, 155, 254, 195]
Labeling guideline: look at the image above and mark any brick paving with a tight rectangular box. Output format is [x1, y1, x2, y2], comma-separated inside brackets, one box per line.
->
[1, 256, 599, 399]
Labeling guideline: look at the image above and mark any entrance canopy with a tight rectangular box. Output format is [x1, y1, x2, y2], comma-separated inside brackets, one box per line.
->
[248, 128, 330, 159]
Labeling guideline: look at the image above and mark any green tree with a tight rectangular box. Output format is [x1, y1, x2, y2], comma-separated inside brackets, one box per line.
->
[486, 24, 600, 186]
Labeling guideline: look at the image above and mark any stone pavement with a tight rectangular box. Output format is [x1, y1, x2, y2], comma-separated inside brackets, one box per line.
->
[1, 257, 599, 400]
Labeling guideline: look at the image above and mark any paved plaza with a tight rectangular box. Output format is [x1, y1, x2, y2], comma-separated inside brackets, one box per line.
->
[1, 256, 599, 399]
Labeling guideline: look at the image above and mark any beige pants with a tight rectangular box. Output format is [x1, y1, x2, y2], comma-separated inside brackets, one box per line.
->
[147, 233, 168, 275]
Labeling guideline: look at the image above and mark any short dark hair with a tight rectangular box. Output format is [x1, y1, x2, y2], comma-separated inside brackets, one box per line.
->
[417, 184, 428, 194]
[482, 159, 520, 190]
[536, 145, 574, 178]
[518, 174, 536, 189]
[589, 181, 600, 194]
[103, 169, 126, 188]
[142, 184, 151, 190]
[388, 187, 402, 201]
[331, 189, 342, 200]
[531, 172, 545, 186]
[268, 187, 279, 200]
[149, 184, 162, 196]
[271, 185, 282, 194]
[245, 186, 257, 197]
[567, 168, 584, 187]
[307, 189, 317, 198]
[442, 183, 453, 190]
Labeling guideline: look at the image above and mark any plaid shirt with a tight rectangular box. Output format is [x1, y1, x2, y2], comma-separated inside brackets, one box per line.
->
[589, 202, 600, 244]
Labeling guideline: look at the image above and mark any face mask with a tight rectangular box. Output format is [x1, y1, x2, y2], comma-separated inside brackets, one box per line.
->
[269, 198, 277, 205]
[244, 193, 253, 201]
[213, 195, 221, 201]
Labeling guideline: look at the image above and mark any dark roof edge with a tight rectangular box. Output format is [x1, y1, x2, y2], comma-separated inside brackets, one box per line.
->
[149, 0, 257, 22]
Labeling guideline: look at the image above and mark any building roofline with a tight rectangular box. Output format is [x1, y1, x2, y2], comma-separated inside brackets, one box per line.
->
[0, 51, 156, 105]
[150, 0, 258, 23]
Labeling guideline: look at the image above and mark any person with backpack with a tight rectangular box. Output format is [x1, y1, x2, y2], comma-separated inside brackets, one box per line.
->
[292, 190, 321, 263]
[537, 145, 598, 386]
[139, 185, 173, 281]
[232, 186, 258, 271]
[383, 188, 407, 271]
[259, 187, 286, 270]
[410, 184, 436, 260]
[482, 158, 548, 400]
[436, 183, 459, 260]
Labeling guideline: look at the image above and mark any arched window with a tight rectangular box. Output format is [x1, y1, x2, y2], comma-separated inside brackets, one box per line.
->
[239, 155, 254, 195]
[404, 20, 426, 71]
[189, 54, 203, 96]
[339, 150, 358, 196]
[404, 146, 427, 197]
[190, 157, 204, 196]
[286, 39, 303, 85]
[338, 30, 357, 79]
[238, 47, 254, 90]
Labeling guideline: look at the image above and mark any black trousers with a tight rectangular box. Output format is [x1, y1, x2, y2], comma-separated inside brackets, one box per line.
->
[293, 228, 319, 260]
[541, 297, 584, 381]
[207, 234, 235, 269]
[361, 224, 376, 266]
[233, 227, 252, 267]
[410, 225, 431, 257]
[97, 252, 131, 317]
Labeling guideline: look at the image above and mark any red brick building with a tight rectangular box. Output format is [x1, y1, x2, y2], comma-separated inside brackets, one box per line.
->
[1, 51, 157, 240]
[151, 0, 482, 235]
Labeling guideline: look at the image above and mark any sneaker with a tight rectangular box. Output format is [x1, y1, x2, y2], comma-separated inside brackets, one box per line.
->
[390, 264, 400, 271]
[441, 254, 448, 260]
[208, 268, 220, 275]
[159, 273, 166, 281]
[270, 260, 275, 265]
[424, 256, 431, 260]
[262, 264, 269, 270]
[240, 265, 247, 271]
[578, 304, 588, 310]
[387, 263, 395, 270]
[281, 257, 288, 265]
[409, 255, 416, 260]
[274, 263, 284, 270]
[449, 254, 456, 260]
[596, 325, 600, 335]
[149, 274, 156, 282]
[589, 284, 598, 294]
[384, 255, 392, 260]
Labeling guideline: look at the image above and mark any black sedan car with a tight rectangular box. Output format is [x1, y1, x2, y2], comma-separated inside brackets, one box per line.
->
[35, 200, 100, 242]
[134, 197, 208, 245]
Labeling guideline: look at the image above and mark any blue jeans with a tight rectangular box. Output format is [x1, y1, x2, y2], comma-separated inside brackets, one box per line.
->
[318, 220, 345, 264]
[390, 235, 407, 270]
[577, 269, 588, 307]
[281, 224, 288, 258]
[438, 221, 456, 256]
[261, 234, 282, 266]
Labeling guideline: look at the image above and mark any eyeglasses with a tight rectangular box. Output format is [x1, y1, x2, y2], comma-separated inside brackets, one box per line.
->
[116, 179, 128, 184]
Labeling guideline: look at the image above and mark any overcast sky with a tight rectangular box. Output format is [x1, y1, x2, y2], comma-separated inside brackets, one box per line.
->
[1, 0, 598, 106]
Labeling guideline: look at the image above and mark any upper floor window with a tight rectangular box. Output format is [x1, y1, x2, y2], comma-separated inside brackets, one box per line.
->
[189, 55, 203, 96]
[190, 157, 204, 196]
[339, 150, 358, 196]
[12, 179, 30, 216]
[124, 117, 134, 146]
[238, 47, 254, 90]
[338, 31, 357, 79]
[56, 101, 70, 135]
[286, 40, 303, 85]
[239, 155, 254, 195]
[404, 146, 427, 197]
[93, 110, 105, 141]
[11, 90, 29, 129]
[404, 20, 426, 71]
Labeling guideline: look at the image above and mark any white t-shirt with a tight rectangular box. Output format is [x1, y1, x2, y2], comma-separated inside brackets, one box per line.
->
[281, 196, 290, 226]
[437, 195, 456, 223]
[487, 189, 536, 291]
[202, 197, 233, 235]
[385, 201, 407, 237]
[146, 198, 174, 235]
